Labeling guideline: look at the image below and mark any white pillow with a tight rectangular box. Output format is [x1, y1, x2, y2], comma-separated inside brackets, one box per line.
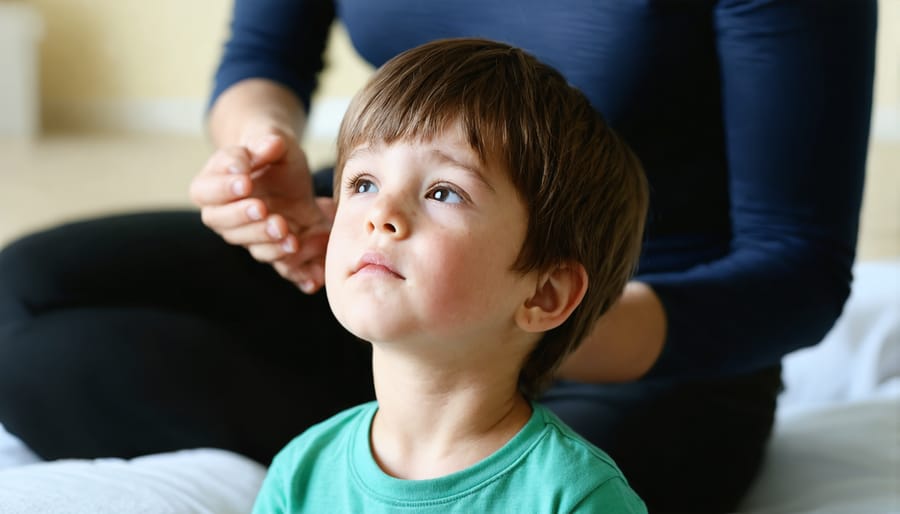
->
[0, 448, 266, 514]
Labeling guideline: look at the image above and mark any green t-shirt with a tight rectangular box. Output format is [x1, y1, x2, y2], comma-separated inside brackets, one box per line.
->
[253, 401, 646, 513]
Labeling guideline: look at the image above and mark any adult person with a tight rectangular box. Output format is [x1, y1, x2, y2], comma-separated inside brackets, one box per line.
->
[0, 1, 877, 512]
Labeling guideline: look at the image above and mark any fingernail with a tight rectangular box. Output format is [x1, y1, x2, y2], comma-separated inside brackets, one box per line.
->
[266, 220, 282, 239]
[281, 239, 296, 253]
[251, 135, 279, 155]
[300, 280, 315, 293]
[227, 164, 244, 174]
[231, 180, 247, 196]
[246, 204, 262, 221]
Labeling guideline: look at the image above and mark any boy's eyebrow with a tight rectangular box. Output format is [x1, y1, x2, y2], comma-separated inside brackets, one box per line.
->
[346, 144, 497, 193]
[345, 146, 375, 163]
[427, 149, 496, 192]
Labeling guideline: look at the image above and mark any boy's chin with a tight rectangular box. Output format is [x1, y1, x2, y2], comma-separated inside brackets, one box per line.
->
[346, 323, 450, 349]
[339, 316, 412, 344]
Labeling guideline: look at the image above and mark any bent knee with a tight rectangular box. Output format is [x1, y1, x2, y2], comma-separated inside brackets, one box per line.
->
[0, 228, 74, 317]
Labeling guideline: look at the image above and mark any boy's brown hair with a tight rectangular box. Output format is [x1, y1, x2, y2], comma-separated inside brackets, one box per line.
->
[335, 38, 648, 398]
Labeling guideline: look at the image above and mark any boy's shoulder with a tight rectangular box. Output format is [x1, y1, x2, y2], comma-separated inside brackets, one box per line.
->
[530, 403, 624, 474]
[521, 403, 647, 512]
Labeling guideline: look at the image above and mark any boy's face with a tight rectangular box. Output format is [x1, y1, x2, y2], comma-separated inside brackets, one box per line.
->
[325, 124, 537, 350]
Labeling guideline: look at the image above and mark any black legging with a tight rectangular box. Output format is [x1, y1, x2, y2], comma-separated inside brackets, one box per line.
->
[0, 211, 374, 464]
[0, 211, 781, 513]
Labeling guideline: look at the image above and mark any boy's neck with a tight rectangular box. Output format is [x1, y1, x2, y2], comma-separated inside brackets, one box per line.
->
[368, 345, 533, 480]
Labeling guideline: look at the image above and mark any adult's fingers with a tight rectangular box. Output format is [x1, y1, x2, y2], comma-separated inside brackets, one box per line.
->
[247, 134, 287, 169]
[244, 225, 328, 265]
[291, 229, 330, 268]
[247, 240, 298, 263]
[218, 215, 294, 249]
[190, 146, 256, 207]
[275, 258, 326, 294]
[200, 198, 269, 230]
[248, 228, 329, 292]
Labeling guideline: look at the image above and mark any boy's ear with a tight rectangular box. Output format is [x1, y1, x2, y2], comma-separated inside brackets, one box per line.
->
[516, 262, 588, 333]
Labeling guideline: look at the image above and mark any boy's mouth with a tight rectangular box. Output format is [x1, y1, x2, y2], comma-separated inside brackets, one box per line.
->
[353, 252, 405, 279]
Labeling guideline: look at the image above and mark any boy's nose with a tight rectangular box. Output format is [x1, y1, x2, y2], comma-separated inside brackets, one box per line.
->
[366, 195, 410, 238]
[371, 220, 399, 234]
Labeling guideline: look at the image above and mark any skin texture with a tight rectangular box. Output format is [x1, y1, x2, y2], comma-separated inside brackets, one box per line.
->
[327, 138, 534, 349]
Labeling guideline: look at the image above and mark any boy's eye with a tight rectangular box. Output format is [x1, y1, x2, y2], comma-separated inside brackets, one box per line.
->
[352, 178, 378, 194]
[428, 187, 463, 204]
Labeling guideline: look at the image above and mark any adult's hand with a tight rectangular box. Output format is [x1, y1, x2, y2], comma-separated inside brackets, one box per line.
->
[189, 130, 332, 293]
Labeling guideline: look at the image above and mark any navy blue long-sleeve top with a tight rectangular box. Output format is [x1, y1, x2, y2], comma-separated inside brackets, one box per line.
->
[212, 0, 877, 380]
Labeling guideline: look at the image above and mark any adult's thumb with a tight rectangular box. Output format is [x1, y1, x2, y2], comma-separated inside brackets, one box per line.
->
[248, 134, 286, 167]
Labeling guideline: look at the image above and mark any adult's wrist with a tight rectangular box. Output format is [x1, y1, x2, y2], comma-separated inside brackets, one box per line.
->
[208, 78, 305, 148]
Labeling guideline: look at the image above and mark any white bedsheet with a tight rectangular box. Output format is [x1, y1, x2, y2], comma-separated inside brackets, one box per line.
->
[1, 260, 898, 513]
[738, 394, 899, 514]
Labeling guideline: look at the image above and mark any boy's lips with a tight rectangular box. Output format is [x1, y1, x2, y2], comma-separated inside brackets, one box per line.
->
[352, 251, 405, 279]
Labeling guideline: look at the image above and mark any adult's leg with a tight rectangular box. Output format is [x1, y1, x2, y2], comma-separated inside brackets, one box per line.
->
[0, 211, 373, 463]
[541, 366, 781, 514]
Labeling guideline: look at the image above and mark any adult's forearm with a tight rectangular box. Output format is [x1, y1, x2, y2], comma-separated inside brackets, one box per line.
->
[557, 281, 667, 383]
[207, 78, 307, 148]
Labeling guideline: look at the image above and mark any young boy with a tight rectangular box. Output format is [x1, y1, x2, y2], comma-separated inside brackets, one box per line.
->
[252, 38, 648, 513]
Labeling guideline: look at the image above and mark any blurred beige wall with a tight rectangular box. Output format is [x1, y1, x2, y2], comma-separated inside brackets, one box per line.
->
[874, 0, 900, 137]
[28, 0, 226, 130]
[26, 0, 372, 133]
[34, 0, 229, 100]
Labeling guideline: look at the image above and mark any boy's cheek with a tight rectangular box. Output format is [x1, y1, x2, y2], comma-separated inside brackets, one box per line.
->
[323, 235, 347, 290]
